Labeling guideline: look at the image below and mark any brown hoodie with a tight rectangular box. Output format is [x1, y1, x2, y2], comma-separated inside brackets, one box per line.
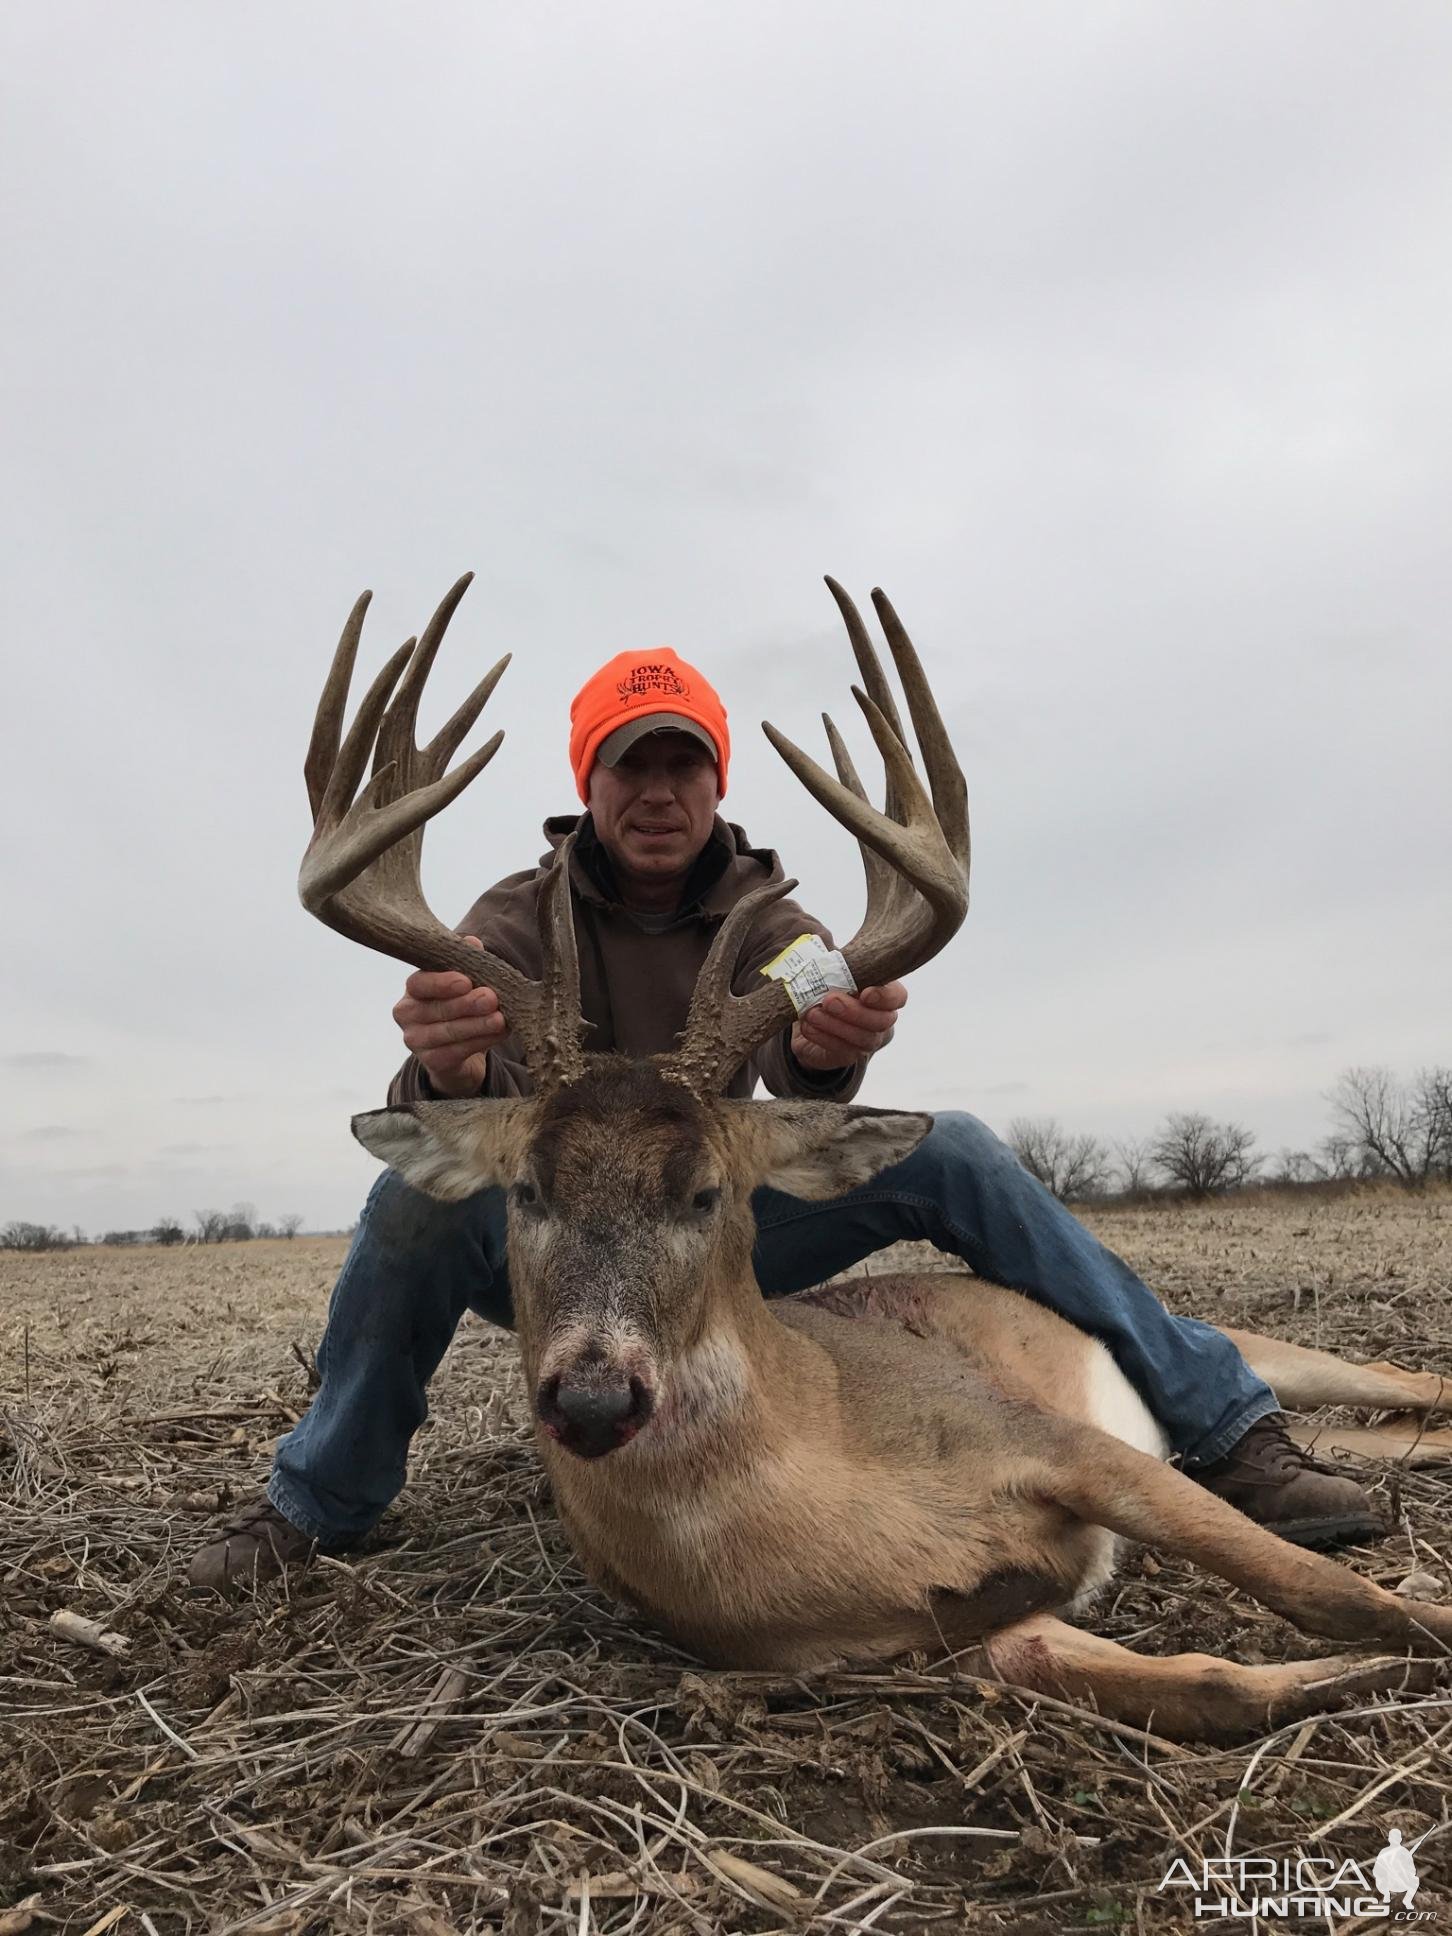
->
[387, 813, 866, 1106]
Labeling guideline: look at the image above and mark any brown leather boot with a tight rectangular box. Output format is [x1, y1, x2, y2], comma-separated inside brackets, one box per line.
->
[1192, 1413, 1386, 1549]
[187, 1497, 320, 1594]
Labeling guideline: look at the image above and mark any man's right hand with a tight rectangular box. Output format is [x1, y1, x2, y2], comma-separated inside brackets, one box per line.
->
[392, 935, 506, 1097]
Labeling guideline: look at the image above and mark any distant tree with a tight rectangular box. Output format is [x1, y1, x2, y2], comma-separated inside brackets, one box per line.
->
[1316, 1133, 1354, 1181]
[1327, 1066, 1451, 1190]
[1112, 1136, 1156, 1196]
[0, 1220, 72, 1251]
[223, 1200, 258, 1242]
[1007, 1117, 1111, 1202]
[1270, 1148, 1320, 1186]
[196, 1201, 261, 1243]
[152, 1217, 185, 1246]
[101, 1229, 145, 1246]
[1150, 1113, 1260, 1198]
[193, 1208, 228, 1244]
[278, 1213, 304, 1239]
[1314, 1132, 1377, 1182]
[1416, 1066, 1452, 1180]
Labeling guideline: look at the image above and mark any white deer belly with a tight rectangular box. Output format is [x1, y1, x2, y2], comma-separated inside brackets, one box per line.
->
[1082, 1340, 1168, 1461]
[1067, 1342, 1169, 1607]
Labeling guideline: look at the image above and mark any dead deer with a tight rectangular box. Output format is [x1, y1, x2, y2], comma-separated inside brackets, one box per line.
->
[299, 573, 1452, 1741]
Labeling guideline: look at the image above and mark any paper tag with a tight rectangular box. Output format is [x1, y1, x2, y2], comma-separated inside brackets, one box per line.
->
[759, 932, 858, 1014]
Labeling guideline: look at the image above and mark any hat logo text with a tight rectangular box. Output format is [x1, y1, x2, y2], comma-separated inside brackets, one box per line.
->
[617, 664, 690, 706]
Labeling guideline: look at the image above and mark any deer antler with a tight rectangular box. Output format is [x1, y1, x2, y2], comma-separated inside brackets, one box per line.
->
[300, 573, 587, 1092]
[662, 580, 969, 1097]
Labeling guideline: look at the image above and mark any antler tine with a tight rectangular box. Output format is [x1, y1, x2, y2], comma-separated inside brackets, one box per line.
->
[870, 587, 969, 874]
[796, 687, 966, 994]
[662, 581, 969, 1098]
[341, 731, 506, 889]
[313, 625, 418, 834]
[823, 710, 896, 912]
[366, 575, 515, 899]
[306, 589, 372, 821]
[765, 688, 964, 924]
[530, 832, 589, 1087]
[824, 577, 911, 828]
[299, 578, 588, 1094]
[372, 572, 475, 780]
[824, 577, 908, 742]
[660, 880, 800, 1096]
[429, 654, 512, 770]
[372, 574, 514, 782]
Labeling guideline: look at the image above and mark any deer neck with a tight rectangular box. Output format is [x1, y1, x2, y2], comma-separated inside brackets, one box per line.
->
[681, 1261, 823, 1427]
[547, 1248, 836, 1509]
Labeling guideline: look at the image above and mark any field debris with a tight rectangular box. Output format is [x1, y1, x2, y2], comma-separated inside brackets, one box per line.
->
[3, 1186, 1451, 1930]
[389, 1664, 473, 1759]
[47, 1608, 131, 1659]
[1396, 1569, 1449, 1601]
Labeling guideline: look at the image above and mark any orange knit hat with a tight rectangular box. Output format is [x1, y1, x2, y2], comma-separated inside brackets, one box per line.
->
[569, 648, 731, 803]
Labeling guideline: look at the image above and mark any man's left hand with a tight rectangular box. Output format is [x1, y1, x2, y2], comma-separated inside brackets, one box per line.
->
[790, 981, 907, 1073]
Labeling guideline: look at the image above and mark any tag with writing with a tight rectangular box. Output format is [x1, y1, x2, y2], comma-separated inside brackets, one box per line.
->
[759, 933, 858, 1014]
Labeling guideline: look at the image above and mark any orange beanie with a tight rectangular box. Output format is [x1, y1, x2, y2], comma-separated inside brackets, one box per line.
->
[569, 647, 731, 803]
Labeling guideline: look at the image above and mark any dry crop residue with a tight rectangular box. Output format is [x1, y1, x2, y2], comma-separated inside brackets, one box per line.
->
[3, 1191, 1450, 1932]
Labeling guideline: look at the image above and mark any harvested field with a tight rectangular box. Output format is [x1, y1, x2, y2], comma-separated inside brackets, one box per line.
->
[3, 1185, 1450, 1932]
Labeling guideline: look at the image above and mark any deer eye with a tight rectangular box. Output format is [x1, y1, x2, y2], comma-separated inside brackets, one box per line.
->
[511, 1181, 543, 1214]
[691, 1187, 721, 1215]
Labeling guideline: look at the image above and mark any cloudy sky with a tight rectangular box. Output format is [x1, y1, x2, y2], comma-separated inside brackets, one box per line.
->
[3, 3, 1449, 1235]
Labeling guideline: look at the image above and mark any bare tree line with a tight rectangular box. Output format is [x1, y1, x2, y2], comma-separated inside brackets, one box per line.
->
[186, 1203, 305, 1245]
[1, 1205, 305, 1252]
[1318, 1066, 1452, 1188]
[3, 1066, 1446, 1244]
[1010, 1064, 1452, 1202]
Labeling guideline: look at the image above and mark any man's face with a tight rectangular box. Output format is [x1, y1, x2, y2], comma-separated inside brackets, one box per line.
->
[586, 730, 721, 886]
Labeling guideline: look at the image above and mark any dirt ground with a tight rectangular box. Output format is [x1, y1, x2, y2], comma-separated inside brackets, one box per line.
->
[3, 1186, 1450, 1933]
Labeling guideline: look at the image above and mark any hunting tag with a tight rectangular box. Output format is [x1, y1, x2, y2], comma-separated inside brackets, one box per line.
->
[759, 932, 858, 1013]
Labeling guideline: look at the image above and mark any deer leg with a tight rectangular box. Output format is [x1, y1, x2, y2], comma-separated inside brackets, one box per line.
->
[1285, 1417, 1452, 1466]
[1221, 1327, 1452, 1464]
[1223, 1326, 1451, 1413]
[978, 1613, 1440, 1742]
[1018, 1416, 1452, 1651]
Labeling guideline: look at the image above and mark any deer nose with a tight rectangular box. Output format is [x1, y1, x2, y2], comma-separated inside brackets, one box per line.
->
[536, 1372, 654, 1459]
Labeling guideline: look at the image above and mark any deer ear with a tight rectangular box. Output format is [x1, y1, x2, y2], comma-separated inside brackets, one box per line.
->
[744, 1101, 932, 1201]
[351, 1101, 530, 1201]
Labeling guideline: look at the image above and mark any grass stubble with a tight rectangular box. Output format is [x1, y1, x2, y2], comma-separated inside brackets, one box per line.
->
[2, 1187, 1450, 1932]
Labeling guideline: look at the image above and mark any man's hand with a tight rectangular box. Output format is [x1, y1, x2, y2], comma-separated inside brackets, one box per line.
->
[790, 981, 907, 1074]
[391, 935, 507, 1097]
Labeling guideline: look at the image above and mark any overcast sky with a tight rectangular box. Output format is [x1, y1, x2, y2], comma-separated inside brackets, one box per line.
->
[2, 3, 1449, 1235]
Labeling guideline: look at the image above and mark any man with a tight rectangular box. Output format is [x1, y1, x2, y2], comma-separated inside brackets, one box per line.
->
[191, 645, 1380, 1589]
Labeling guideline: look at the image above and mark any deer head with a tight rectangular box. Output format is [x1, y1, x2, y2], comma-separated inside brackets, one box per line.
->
[302, 575, 969, 1459]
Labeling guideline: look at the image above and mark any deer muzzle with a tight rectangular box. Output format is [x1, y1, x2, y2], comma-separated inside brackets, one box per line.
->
[536, 1367, 656, 1459]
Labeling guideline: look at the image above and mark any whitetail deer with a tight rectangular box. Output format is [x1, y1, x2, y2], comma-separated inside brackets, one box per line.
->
[300, 573, 1452, 1741]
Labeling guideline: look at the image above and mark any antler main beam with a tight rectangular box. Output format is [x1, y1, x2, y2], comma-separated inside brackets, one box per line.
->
[663, 580, 969, 1097]
[300, 574, 586, 1092]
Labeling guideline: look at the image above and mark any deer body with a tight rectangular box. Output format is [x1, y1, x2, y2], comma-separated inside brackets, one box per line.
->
[362, 1056, 1452, 1739]
[524, 1222, 1452, 1688]
[307, 575, 1452, 1741]
[543, 1270, 1133, 1670]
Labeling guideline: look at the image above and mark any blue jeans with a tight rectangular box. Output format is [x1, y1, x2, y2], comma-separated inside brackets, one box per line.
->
[270, 1110, 1276, 1542]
